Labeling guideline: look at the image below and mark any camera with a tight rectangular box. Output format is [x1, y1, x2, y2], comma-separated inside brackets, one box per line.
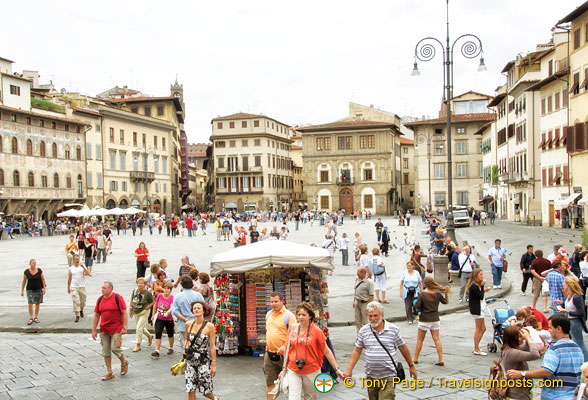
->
[296, 358, 306, 370]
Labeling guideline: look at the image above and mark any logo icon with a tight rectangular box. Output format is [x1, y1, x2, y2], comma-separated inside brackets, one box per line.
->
[314, 373, 334, 393]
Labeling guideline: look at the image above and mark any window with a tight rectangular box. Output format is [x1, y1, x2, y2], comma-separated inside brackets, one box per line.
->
[363, 168, 373, 181]
[64, 145, 70, 159]
[320, 196, 329, 209]
[242, 156, 249, 171]
[403, 173, 409, 184]
[434, 164, 445, 179]
[122, 181, 126, 192]
[573, 72, 580, 95]
[456, 127, 466, 134]
[547, 95, 553, 113]
[320, 170, 329, 183]
[254, 155, 261, 167]
[217, 157, 224, 168]
[132, 152, 139, 171]
[53, 173, 59, 188]
[242, 121, 247, 128]
[152, 136, 157, 149]
[10, 113, 17, 122]
[86, 172, 92, 189]
[217, 122, 223, 129]
[131, 107, 138, 114]
[119, 152, 126, 171]
[337, 136, 352, 150]
[215, 141, 225, 148]
[403, 158, 409, 169]
[162, 137, 166, 150]
[65, 124, 69, 132]
[364, 194, 373, 209]
[133, 132, 138, 146]
[541, 98, 546, 115]
[95, 144, 102, 160]
[66, 175, 72, 188]
[456, 141, 467, 154]
[27, 171, 34, 187]
[254, 139, 261, 146]
[13, 170, 20, 186]
[26, 117, 31, 125]
[554, 92, 560, 110]
[403, 147, 408, 153]
[142, 154, 148, 172]
[0, 135, 2, 152]
[479, 162, 484, 178]
[563, 89, 568, 107]
[434, 142, 444, 155]
[142, 133, 146, 147]
[434, 192, 446, 206]
[456, 163, 467, 178]
[153, 156, 159, 173]
[254, 120, 260, 127]
[109, 151, 116, 169]
[162, 157, 167, 174]
[0, 169, 3, 185]
[574, 28, 581, 50]
[97, 173, 103, 189]
[85, 143, 91, 159]
[229, 121, 235, 129]
[255, 176, 262, 187]
[157, 105, 164, 116]
[144, 106, 151, 117]
[109, 127, 115, 143]
[242, 140, 248, 147]
[230, 177, 237, 192]
[9, 85, 20, 95]
[229, 140, 236, 147]
[456, 192, 469, 206]
[228, 157, 238, 172]
[11, 137, 18, 154]
[110, 181, 118, 191]
[316, 137, 331, 151]
[218, 177, 226, 189]
[26, 139, 33, 156]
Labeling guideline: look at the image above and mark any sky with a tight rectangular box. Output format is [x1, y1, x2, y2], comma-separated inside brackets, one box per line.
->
[0, 0, 580, 143]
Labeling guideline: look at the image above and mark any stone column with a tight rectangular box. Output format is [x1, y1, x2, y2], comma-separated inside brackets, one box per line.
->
[433, 255, 449, 285]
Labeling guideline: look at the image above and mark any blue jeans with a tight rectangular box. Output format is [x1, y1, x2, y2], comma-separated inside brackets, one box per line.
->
[85, 256, 93, 267]
[341, 249, 349, 265]
[491, 264, 503, 286]
[570, 319, 588, 361]
[295, 221, 299, 230]
[187, 229, 192, 237]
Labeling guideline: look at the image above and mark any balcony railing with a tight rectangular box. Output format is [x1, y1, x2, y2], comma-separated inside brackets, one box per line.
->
[336, 177, 354, 186]
[216, 186, 263, 194]
[130, 171, 155, 181]
[216, 166, 263, 174]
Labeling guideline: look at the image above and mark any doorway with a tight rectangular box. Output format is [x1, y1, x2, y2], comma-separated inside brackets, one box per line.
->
[339, 188, 353, 212]
[548, 202, 554, 227]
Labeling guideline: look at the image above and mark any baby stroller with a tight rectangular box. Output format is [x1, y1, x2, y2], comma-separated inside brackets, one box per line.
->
[484, 298, 514, 353]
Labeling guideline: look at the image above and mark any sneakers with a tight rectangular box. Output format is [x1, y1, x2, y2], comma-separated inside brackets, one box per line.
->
[493, 285, 498, 289]
[167, 348, 174, 356]
[75, 316, 80, 323]
[521, 292, 526, 296]
[80, 310, 84, 318]
[458, 299, 463, 303]
[151, 351, 160, 357]
[498, 285, 502, 289]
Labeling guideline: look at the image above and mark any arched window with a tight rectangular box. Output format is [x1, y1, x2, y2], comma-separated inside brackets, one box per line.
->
[52, 143, 57, 158]
[317, 163, 331, 184]
[0, 169, 4, 186]
[76, 145, 81, 160]
[41, 174, 47, 187]
[53, 173, 59, 188]
[26, 139, 33, 156]
[64, 145, 70, 159]
[77, 174, 83, 198]
[13, 170, 20, 186]
[11, 137, 18, 154]
[40, 141, 46, 157]
[28, 171, 34, 187]
[66, 174, 72, 188]
[361, 161, 375, 181]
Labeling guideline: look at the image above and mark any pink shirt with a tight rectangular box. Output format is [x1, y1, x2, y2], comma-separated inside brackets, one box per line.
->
[154, 294, 174, 321]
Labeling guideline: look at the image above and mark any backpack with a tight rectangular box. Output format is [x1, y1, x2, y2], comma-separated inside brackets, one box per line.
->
[265, 309, 293, 329]
[97, 293, 122, 312]
[372, 257, 385, 276]
[488, 354, 508, 399]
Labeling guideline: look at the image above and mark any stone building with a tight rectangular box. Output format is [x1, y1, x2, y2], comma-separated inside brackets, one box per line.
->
[399, 137, 415, 209]
[405, 91, 494, 211]
[210, 112, 293, 212]
[298, 119, 402, 215]
[290, 132, 306, 207]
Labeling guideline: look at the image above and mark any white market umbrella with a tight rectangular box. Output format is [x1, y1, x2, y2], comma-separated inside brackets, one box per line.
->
[123, 207, 145, 215]
[210, 240, 334, 276]
[107, 207, 126, 216]
[57, 209, 80, 218]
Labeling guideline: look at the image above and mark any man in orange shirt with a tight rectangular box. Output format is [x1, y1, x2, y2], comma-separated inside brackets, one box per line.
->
[264, 292, 295, 400]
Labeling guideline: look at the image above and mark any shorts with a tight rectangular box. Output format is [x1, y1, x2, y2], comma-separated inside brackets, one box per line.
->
[263, 351, 284, 386]
[366, 376, 396, 400]
[374, 274, 387, 291]
[100, 332, 123, 358]
[532, 278, 549, 297]
[26, 289, 43, 305]
[471, 314, 484, 320]
[417, 321, 440, 331]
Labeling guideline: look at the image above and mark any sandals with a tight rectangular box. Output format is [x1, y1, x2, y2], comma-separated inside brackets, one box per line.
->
[33, 318, 40, 323]
[472, 350, 487, 356]
[120, 360, 129, 375]
[435, 362, 444, 366]
[101, 372, 115, 381]
[27, 319, 33, 325]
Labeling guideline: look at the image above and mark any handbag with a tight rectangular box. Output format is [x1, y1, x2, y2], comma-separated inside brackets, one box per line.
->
[502, 259, 508, 273]
[269, 325, 293, 399]
[170, 358, 185, 376]
[369, 326, 406, 382]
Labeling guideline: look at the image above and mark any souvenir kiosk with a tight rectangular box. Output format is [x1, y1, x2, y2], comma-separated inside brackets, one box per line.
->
[210, 240, 334, 356]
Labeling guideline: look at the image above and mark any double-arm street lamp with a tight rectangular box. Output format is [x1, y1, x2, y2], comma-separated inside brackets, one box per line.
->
[411, 0, 486, 241]
[133, 146, 157, 216]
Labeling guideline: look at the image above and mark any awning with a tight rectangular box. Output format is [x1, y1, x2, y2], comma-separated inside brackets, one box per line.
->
[561, 129, 567, 145]
[552, 135, 560, 147]
[555, 193, 582, 208]
[537, 137, 546, 149]
[579, 197, 588, 206]
[478, 195, 494, 205]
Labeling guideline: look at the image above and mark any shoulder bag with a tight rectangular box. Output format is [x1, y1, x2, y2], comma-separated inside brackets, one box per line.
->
[458, 255, 471, 279]
[269, 325, 294, 399]
[369, 326, 406, 382]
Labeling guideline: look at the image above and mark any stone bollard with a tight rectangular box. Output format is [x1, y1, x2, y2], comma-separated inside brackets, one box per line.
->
[433, 255, 449, 285]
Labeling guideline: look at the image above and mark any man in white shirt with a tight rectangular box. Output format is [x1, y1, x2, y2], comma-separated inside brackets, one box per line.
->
[457, 246, 477, 303]
[67, 255, 89, 322]
[322, 235, 337, 257]
[547, 245, 561, 263]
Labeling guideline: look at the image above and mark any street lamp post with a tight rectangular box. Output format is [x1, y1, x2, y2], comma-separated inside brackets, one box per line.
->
[411, 0, 486, 242]
[134, 146, 156, 216]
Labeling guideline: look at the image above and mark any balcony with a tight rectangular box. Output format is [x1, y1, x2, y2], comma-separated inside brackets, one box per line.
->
[216, 186, 263, 194]
[504, 172, 529, 184]
[130, 171, 155, 182]
[216, 166, 263, 174]
[336, 177, 354, 186]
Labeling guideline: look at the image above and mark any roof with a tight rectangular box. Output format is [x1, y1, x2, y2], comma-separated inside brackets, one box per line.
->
[399, 138, 414, 145]
[474, 121, 494, 136]
[211, 112, 289, 127]
[404, 113, 496, 128]
[72, 107, 102, 117]
[0, 72, 32, 82]
[558, 1, 588, 24]
[0, 104, 89, 126]
[502, 60, 515, 73]
[526, 70, 568, 91]
[106, 96, 183, 115]
[534, 47, 555, 61]
[297, 119, 399, 133]
[488, 93, 508, 107]
[0, 56, 15, 63]
[451, 90, 493, 100]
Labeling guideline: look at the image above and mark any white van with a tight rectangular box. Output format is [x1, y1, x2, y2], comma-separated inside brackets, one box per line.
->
[451, 207, 470, 227]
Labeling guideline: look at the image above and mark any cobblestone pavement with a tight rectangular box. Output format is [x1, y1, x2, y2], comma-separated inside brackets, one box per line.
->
[1, 218, 582, 399]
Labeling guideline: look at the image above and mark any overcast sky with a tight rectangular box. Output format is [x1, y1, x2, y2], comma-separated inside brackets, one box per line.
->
[0, 0, 579, 143]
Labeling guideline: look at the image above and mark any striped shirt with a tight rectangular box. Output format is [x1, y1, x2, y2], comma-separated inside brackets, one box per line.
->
[547, 270, 565, 305]
[541, 338, 583, 399]
[354, 321, 405, 379]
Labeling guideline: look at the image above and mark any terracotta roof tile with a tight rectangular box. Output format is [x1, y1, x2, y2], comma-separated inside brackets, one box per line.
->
[0, 104, 89, 126]
[72, 107, 102, 117]
[212, 112, 266, 121]
[399, 138, 414, 145]
[404, 113, 495, 128]
[106, 96, 176, 103]
[297, 119, 398, 132]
